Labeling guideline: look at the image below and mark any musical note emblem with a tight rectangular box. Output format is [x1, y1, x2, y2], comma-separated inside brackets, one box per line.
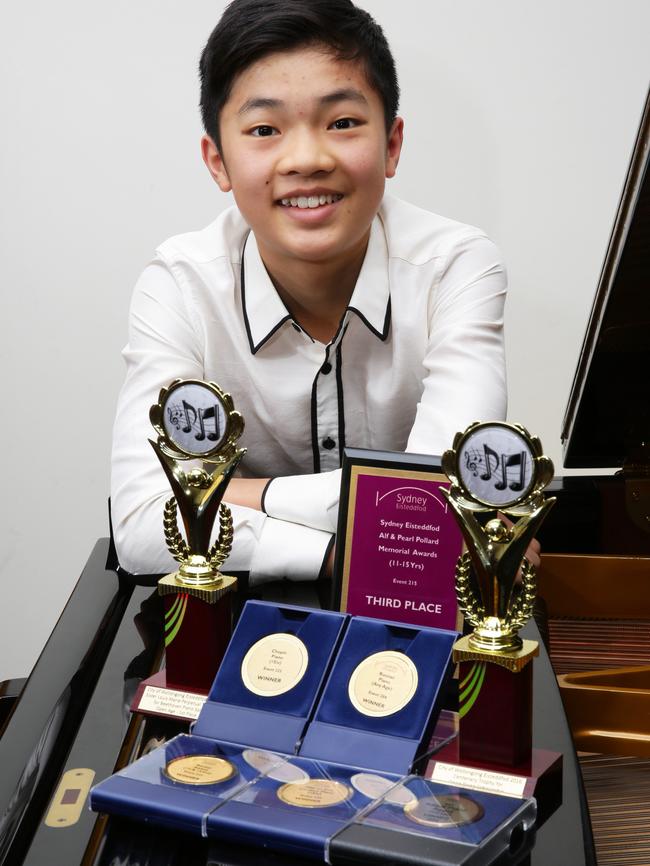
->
[464, 445, 527, 493]
[167, 400, 221, 443]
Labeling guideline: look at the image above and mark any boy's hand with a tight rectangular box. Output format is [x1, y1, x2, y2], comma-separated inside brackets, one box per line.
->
[223, 477, 270, 512]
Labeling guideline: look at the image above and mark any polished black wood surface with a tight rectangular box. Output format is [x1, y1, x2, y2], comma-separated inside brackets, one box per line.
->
[0, 540, 595, 866]
[562, 87, 650, 468]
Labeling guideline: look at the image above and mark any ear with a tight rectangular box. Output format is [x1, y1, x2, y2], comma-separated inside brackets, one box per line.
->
[201, 134, 231, 192]
[385, 117, 404, 179]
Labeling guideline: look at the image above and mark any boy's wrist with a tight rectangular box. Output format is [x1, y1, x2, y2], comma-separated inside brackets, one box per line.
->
[223, 477, 270, 512]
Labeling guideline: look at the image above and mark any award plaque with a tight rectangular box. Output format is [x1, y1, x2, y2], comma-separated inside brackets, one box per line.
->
[427, 421, 562, 813]
[133, 379, 246, 716]
[333, 448, 464, 631]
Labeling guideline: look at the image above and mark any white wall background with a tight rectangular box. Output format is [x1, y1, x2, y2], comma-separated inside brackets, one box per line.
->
[1, 1, 648, 680]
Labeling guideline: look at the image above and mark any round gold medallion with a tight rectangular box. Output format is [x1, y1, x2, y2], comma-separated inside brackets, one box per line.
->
[404, 794, 484, 828]
[241, 633, 309, 697]
[348, 650, 418, 717]
[163, 755, 236, 786]
[276, 779, 353, 809]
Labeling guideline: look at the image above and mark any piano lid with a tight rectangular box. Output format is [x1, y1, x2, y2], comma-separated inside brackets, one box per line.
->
[562, 88, 650, 469]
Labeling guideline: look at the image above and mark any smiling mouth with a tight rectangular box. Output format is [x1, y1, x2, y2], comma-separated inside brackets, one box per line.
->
[278, 194, 343, 209]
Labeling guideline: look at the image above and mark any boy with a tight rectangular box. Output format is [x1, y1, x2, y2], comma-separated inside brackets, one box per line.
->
[111, 0, 508, 584]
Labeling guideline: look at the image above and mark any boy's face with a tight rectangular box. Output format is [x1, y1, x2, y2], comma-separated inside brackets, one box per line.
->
[202, 46, 403, 275]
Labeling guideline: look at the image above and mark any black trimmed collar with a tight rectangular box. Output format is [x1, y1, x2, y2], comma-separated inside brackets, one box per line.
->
[241, 217, 391, 355]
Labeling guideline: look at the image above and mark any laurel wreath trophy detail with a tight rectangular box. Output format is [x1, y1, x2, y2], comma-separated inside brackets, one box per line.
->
[146, 378, 246, 697]
[150, 379, 245, 590]
[440, 421, 556, 768]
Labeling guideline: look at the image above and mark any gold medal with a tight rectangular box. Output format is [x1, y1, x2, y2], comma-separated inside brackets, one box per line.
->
[163, 755, 236, 786]
[241, 633, 309, 697]
[276, 779, 353, 808]
[404, 793, 484, 827]
[348, 650, 418, 717]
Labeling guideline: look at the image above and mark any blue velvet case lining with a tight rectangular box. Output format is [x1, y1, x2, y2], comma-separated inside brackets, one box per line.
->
[299, 617, 457, 772]
[192, 601, 347, 751]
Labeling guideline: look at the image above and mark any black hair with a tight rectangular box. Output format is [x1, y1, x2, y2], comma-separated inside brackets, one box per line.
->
[199, 0, 399, 150]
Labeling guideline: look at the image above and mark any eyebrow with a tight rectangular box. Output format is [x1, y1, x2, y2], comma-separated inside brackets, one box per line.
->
[237, 88, 368, 115]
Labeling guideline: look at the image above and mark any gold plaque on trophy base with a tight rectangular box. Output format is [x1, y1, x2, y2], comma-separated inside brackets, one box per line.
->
[452, 634, 540, 673]
[158, 573, 237, 604]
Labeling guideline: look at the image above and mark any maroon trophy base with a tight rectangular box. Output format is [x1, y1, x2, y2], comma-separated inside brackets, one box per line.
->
[459, 656, 533, 767]
[130, 573, 237, 722]
[425, 637, 563, 824]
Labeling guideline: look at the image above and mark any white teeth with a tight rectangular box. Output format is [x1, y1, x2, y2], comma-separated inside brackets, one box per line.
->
[280, 194, 342, 208]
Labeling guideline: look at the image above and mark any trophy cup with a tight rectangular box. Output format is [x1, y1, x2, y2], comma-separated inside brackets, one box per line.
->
[429, 421, 562, 806]
[132, 379, 245, 720]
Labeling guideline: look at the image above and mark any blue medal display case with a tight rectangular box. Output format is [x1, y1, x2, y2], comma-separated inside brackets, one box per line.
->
[193, 602, 348, 752]
[91, 602, 535, 862]
[300, 616, 456, 773]
[329, 776, 537, 865]
[205, 756, 403, 859]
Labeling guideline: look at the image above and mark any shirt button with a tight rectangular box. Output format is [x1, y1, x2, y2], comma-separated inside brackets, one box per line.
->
[321, 362, 332, 374]
[322, 437, 336, 450]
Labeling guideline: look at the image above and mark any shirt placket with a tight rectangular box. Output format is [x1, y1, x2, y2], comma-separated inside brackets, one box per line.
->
[310, 319, 348, 473]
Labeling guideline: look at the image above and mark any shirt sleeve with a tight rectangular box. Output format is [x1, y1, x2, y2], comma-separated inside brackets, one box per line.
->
[263, 234, 507, 533]
[406, 233, 507, 453]
[110, 259, 333, 584]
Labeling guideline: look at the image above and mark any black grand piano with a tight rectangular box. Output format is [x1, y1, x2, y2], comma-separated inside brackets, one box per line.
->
[537, 85, 650, 866]
[1, 87, 648, 866]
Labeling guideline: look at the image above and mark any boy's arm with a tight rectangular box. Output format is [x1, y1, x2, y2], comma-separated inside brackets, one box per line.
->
[406, 233, 507, 454]
[110, 260, 333, 583]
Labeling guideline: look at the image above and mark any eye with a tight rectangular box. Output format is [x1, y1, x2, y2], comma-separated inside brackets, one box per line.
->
[330, 117, 360, 130]
[250, 125, 278, 137]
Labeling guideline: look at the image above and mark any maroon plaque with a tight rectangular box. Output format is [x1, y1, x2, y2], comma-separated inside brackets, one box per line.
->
[333, 449, 463, 631]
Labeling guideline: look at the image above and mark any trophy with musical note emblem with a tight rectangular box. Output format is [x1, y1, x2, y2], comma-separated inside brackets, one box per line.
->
[132, 379, 245, 720]
[435, 421, 558, 784]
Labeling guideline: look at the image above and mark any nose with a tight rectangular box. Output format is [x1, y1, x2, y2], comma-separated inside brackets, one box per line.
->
[277, 128, 335, 176]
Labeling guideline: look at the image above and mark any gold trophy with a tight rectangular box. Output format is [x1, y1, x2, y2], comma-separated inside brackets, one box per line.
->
[145, 379, 245, 703]
[440, 421, 555, 767]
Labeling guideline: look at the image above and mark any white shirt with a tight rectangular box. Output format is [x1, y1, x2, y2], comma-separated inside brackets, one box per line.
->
[111, 195, 507, 582]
